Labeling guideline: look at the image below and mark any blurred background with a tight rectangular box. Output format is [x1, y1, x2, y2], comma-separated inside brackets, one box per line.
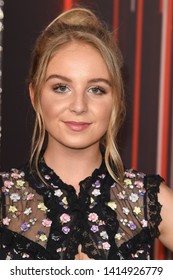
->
[0, 0, 172, 259]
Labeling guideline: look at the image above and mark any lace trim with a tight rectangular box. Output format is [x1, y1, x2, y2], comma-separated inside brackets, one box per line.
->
[144, 175, 163, 238]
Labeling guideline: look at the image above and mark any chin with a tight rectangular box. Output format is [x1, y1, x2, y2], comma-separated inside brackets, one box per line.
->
[62, 141, 99, 151]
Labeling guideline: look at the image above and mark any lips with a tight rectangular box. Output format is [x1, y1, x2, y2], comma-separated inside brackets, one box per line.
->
[64, 121, 91, 132]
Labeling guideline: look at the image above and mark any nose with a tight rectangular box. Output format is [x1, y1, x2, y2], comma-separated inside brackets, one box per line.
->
[69, 91, 88, 114]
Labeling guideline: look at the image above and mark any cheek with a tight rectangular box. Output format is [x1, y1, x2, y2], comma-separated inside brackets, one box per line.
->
[98, 103, 113, 123]
[40, 96, 63, 119]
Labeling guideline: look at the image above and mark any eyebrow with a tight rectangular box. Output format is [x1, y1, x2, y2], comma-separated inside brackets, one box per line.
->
[46, 74, 112, 86]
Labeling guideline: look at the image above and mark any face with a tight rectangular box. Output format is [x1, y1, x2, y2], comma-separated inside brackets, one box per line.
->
[34, 42, 113, 152]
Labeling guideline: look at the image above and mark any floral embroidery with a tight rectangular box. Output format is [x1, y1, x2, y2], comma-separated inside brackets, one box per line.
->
[92, 180, 101, 188]
[100, 231, 108, 240]
[124, 170, 136, 178]
[10, 193, 21, 202]
[54, 189, 63, 197]
[115, 232, 125, 240]
[88, 213, 98, 222]
[92, 189, 101, 196]
[29, 218, 37, 225]
[27, 193, 35, 200]
[120, 218, 128, 226]
[11, 172, 22, 179]
[24, 207, 32, 215]
[107, 201, 117, 210]
[117, 191, 127, 200]
[124, 178, 134, 189]
[91, 225, 99, 232]
[42, 218, 52, 227]
[122, 207, 130, 215]
[36, 231, 48, 242]
[60, 213, 71, 223]
[128, 221, 137, 230]
[133, 206, 141, 215]
[8, 205, 18, 213]
[134, 180, 144, 188]
[129, 193, 139, 203]
[16, 180, 25, 188]
[62, 226, 70, 234]
[61, 197, 68, 208]
[20, 222, 30, 232]
[102, 242, 111, 250]
[4, 180, 14, 188]
[38, 202, 48, 212]
[0, 159, 162, 260]
[141, 219, 148, 227]
[3, 217, 11, 226]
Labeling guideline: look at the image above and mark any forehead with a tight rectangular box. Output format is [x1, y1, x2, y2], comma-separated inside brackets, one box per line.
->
[46, 41, 110, 79]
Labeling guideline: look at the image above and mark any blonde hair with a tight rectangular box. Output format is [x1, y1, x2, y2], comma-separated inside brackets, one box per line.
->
[29, 7, 126, 184]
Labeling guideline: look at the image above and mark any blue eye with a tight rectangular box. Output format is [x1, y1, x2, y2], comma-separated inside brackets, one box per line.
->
[53, 84, 70, 93]
[88, 86, 106, 95]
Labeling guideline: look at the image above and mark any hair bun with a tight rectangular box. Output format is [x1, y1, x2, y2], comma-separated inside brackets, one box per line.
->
[47, 7, 101, 30]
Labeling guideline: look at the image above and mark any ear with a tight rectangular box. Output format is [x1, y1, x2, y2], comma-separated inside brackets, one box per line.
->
[29, 83, 35, 110]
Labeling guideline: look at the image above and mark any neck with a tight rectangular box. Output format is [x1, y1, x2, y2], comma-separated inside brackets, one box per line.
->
[44, 142, 102, 191]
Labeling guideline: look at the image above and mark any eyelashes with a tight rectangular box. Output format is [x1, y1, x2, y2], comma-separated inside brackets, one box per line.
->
[52, 83, 107, 95]
[88, 86, 106, 95]
[53, 84, 70, 93]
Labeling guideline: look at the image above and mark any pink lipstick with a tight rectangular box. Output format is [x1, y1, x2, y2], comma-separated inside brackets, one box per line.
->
[64, 121, 91, 132]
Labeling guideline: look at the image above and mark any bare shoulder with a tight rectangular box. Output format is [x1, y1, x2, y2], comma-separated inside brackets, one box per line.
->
[158, 182, 173, 251]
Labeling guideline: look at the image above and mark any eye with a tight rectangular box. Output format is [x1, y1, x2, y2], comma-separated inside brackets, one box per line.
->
[53, 84, 70, 93]
[88, 86, 106, 95]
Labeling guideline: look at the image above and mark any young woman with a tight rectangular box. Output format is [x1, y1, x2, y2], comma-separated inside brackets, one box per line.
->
[0, 7, 173, 260]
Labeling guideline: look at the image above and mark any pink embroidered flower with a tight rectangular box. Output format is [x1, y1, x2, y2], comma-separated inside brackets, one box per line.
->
[102, 242, 111, 250]
[3, 217, 11, 225]
[125, 171, 136, 178]
[27, 193, 35, 200]
[88, 213, 98, 222]
[117, 191, 127, 200]
[42, 218, 52, 227]
[60, 213, 71, 223]
[4, 180, 14, 188]
[134, 180, 144, 188]
[11, 172, 21, 179]
[141, 219, 148, 227]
